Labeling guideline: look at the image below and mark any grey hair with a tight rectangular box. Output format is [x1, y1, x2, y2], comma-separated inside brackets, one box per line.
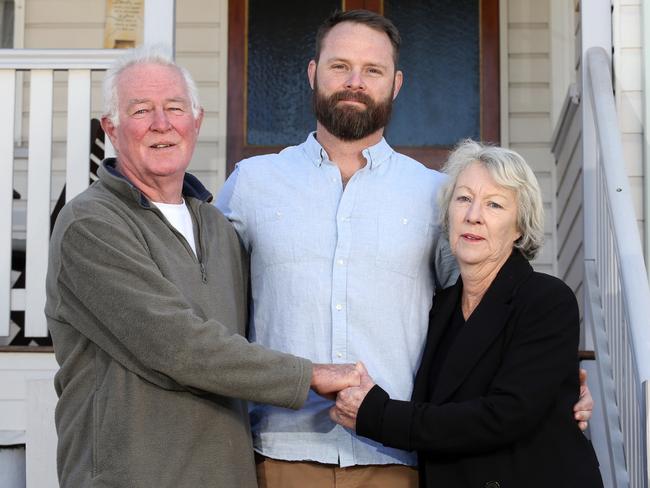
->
[102, 44, 202, 126]
[438, 139, 545, 260]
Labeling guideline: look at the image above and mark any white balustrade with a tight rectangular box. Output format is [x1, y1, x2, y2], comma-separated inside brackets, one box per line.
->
[586, 46, 650, 488]
[0, 50, 121, 338]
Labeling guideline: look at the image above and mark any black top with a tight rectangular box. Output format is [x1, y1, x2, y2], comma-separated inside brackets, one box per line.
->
[356, 251, 603, 488]
[426, 304, 464, 399]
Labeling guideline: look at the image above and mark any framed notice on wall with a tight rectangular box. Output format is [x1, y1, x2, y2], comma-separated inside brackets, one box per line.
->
[104, 0, 144, 49]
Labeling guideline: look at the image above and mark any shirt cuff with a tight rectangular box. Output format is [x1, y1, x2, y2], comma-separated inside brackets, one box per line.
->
[356, 384, 415, 452]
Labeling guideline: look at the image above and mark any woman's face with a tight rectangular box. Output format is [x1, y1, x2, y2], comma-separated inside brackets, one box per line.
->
[448, 162, 522, 268]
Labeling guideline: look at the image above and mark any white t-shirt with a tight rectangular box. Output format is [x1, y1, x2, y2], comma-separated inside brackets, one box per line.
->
[152, 199, 197, 255]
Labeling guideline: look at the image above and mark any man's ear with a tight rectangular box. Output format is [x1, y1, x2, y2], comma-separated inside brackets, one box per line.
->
[307, 60, 317, 90]
[392, 70, 403, 100]
[194, 108, 204, 134]
[100, 116, 118, 147]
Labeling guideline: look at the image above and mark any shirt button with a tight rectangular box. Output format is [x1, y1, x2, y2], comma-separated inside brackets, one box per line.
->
[402, 218, 408, 224]
[276, 211, 283, 217]
[336, 353, 343, 359]
[335, 304, 343, 311]
[337, 259, 344, 266]
[341, 216, 350, 222]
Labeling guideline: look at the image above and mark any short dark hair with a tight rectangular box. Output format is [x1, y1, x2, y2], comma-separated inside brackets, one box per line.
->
[314, 10, 401, 67]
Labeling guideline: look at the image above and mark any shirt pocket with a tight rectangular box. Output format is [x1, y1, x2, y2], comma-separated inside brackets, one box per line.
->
[254, 206, 329, 270]
[376, 215, 432, 278]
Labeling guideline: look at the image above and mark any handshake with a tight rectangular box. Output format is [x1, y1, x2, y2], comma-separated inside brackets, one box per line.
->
[310, 362, 375, 430]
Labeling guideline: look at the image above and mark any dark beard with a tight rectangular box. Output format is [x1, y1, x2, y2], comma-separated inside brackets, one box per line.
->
[312, 80, 393, 141]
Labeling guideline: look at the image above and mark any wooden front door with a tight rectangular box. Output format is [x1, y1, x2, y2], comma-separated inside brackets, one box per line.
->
[227, 0, 499, 173]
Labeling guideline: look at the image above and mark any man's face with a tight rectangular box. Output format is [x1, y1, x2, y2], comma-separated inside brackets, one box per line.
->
[308, 21, 403, 141]
[102, 63, 203, 185]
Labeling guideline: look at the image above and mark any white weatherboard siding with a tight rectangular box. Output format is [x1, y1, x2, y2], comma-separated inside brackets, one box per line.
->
[0, 353, 57, 440]
[504, 0, 558, 276]
[13, 0, 227, 204]
[175, 0, 228, 193]
[0, 354, 58, 488]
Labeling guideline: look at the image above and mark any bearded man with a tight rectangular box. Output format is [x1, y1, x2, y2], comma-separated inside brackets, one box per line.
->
[216, 10, 593, 488]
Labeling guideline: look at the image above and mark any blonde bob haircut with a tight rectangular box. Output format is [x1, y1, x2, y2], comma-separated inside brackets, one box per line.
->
[438, 139, 545, 260]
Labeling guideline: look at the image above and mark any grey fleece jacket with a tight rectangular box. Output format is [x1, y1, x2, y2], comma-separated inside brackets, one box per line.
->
[46, 160, 312, 488]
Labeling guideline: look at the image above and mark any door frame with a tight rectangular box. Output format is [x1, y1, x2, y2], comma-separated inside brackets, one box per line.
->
[226, 0, 499, 173]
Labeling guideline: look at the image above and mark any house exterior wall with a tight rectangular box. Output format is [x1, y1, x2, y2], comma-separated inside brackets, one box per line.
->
[612, 0, 644, 247]
[15, 0, 606, 266]
[549, 1, 583, 318]
[13, 0, 228, 200]
[502, 0, 559, 275]
[4, 1, 645, 484]
[12, 1, 645, 261]
[3, 3, 229, 484]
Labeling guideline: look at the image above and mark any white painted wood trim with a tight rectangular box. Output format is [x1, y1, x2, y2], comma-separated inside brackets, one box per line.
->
[13, 0, 25, 145]
[646, 381, 650, 485]
[499, 0, 509, 146]
[216, 0, 229, 186]
[24, 70, 53, 337]
[144, 0, 176, 55]
[549, 0, 575, 278]
[65, 70, 92, 202]
[0, 352, 58, 369]
[12, 0, 24, 49]
[581, 0, 612, 261]
[25, 378, 58, 488]
[0, 49, 125, 69]
[11, 288, 25, 311]
[550, 0, 576, 128]
[0, 70, 15, 337]
[642, 0, 650, 274]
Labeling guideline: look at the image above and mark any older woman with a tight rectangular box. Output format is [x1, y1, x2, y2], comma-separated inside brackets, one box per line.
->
[331, 141, 603, 487]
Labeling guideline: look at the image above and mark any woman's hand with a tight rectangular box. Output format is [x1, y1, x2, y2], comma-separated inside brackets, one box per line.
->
[574, 368, 593, 431]
[330, 361, 376, 430]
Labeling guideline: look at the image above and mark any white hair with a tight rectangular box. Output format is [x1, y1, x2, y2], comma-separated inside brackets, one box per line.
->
[439, 139, 545, 260]
[102, 44, 202, 126]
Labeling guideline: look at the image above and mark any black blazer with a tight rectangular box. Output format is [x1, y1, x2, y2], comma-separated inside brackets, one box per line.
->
[357, 251, 603, 488]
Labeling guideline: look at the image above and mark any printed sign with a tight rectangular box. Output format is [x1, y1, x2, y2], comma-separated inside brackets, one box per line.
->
[104, 0, 144, 49]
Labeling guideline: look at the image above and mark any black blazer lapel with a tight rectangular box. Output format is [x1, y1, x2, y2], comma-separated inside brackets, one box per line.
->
[412, 281, 461, 402]
[431, 252, 534, 404]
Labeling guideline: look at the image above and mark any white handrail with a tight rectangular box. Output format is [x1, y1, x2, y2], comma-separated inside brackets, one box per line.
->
[587, 47, 650, 385]
[586, 46, 650, 487]
[0, 49, 124, 69]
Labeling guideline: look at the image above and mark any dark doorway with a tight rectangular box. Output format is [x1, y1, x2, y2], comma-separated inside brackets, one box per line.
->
[227, 0, 499, 172]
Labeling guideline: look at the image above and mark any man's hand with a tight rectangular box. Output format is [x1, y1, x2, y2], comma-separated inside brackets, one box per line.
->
[329, 362, 375, 430]
[574, 368, 593, 431]
[311, 363, 361, 399]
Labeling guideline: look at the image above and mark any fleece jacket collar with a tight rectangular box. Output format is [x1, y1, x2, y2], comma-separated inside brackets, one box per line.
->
[100, 158, 213, 207]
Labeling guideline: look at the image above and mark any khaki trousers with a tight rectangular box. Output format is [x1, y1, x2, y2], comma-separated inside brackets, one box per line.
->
[255, 454, 419, 488]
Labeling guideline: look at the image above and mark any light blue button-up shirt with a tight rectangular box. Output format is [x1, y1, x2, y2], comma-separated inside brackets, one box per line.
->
[216, 133, 457, 467]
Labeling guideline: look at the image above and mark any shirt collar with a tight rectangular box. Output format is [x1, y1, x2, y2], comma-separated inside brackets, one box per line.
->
[303, 132, 394, 170]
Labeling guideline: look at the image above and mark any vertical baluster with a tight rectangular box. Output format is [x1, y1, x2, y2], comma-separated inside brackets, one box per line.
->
[65, 70, 92, 201]
[24, 70, 53, 337]
[0, 70, 16, 337]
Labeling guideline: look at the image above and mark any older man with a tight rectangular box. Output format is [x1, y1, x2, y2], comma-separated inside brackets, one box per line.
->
[217, 10, 593, 488]
[46, 46, 358, 488]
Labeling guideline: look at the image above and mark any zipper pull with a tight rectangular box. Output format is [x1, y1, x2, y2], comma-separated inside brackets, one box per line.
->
[200, 262, 207, 283]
